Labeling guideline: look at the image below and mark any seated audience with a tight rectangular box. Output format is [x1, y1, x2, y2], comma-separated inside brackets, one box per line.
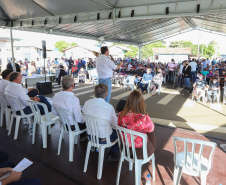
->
[83, 84, 120, 161]
[52, 75, 87, 141]
[207, 77, 220, 103]
[0, 69, 13, 106]
[139, 68, 153, 94]
[5, 72, 51, 115]
[192, 73, 207, 101]
[151, 69, 163, 96]
[118, 90, 156, 159]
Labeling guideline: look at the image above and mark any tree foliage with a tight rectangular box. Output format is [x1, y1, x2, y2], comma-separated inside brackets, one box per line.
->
[71, 42, 77, 47]
[55, 41, 70, 52]
[169, 40, 216, 58]
[124, 45, 138, 58]
[141, 41, 166, 59]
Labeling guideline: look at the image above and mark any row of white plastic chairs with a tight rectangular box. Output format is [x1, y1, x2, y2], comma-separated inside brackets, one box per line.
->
[0, 95, 217, 185]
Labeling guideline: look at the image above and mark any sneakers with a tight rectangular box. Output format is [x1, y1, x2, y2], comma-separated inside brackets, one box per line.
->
[29, 124, 33, 136]
[91, 146, 99, 152]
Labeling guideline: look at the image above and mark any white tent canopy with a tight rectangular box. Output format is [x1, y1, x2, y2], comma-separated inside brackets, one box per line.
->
[1, 0, 226, 46]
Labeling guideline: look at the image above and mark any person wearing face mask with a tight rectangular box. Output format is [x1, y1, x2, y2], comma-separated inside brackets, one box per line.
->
[182, 61, 191, 90]
[139, 68, 154, 94]
[151, 69, 163, 95]
[192, 74, 208, 102]
[206, 77, 220, 103]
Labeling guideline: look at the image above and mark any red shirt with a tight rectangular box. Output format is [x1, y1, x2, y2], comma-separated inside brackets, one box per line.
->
[118, 111, 154, 148]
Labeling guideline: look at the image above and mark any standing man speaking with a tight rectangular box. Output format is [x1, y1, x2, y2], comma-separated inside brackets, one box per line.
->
[96, 46, 122, 103]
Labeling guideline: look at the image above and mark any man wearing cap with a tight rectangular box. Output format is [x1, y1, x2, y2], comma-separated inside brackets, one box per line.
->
[96, 46, 123, 103]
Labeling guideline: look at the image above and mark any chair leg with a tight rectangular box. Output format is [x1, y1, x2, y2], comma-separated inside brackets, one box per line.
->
[74, 135, 78, 144]
[0, 108, 4, 127]
[129, 162, 133, 171]
[32, 119, 37, 144]
[48, 125, 51, 135]
[8, 115, 14, 136]
[97, 147, 105, 179]
[14, 117, 21, 140]
[116, 154, 124, 185]
[41, 124, 47, 148]
[200, 172, 207, 185]
[152, 155, 155, 181]
[134, 160, 142, 185]
[83, 142, 91, 172]
[173, 165, 183, 185]
[57, 126, 64, 155]
[5, 110, 11, 130]
[69, 133, 75, 162]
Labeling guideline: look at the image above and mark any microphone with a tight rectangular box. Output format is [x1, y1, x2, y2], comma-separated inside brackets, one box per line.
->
[110, 55, 114, 61]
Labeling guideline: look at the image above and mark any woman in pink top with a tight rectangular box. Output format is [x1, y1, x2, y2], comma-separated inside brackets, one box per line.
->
[118, 90, 156, 158]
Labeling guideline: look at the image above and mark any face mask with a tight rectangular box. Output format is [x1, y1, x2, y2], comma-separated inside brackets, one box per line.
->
[197, 75, 199, 78]
[199, 76, 202, 80]
[213, 80, 217, 84]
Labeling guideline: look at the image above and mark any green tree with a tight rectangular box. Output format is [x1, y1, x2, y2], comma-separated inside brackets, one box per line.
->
[204, 44, 215, 58]
[71, 42, 77, 47]
[141, 41, 166, 59]
[169, 40, 193, 48]
[55, 41, 70, 52]
[124, 46, 138, 58]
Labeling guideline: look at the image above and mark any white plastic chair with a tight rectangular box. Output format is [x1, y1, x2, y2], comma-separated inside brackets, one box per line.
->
[27, 100, 60, 148]
[147, 81, 152, 94]
[83, 114, 118, 179]
[206, 88, 221, 104]
[92, 75, 99, 85]
[116, 126, 155, 185]
[6, 95, 34, 140]
[172, 137, 216, 185]
[54, 105, 86, 162]
[192, 88, 207, 103]
[78, 73, 86, 84]
[0, 94, 11, 130]
[124, 76, 135, 91]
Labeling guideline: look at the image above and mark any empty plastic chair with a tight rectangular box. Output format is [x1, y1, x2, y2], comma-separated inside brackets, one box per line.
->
[27, 100, 60, 148]
[0, 94, 11, 130]
[92, 75, 99, 85]
[116, 126, 155, 185]
[83, 114, 118, 179]
[172, 137, 216, 185]
[6, 95, 34, 140]
[54, 105, 86, 162]
[123, 76, 135, 91]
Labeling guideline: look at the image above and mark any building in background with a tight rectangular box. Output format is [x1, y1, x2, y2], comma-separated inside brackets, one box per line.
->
[109, 45, 130, 59]
[0, 37, 21, 72]
[63, 44, 99, 59]
[153, 48, 192, 63]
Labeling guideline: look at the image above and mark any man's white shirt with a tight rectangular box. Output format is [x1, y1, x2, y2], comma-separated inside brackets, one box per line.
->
[83, 97, 117, 138]
[5, 82, 30, 111]
[52, 91, 85, 125]
[0, 79, 11, 106]
[189, 62, 197, 72]
[96, 55, 117, 78]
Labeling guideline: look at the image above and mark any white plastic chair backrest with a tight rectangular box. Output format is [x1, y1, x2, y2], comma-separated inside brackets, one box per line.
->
[5, 94, 27, 117]
[0, 93, 6, 108]
[116, 125, 148, 162]
[0, 92, 8, 107]
[84, 114, 111, 148]
[27, 100, 51, 123]
[173, 137, 216, 173]
[53, 105, 80, 132]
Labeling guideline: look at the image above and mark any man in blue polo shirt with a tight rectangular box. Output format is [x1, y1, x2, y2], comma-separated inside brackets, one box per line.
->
[139, 68, 154, 93]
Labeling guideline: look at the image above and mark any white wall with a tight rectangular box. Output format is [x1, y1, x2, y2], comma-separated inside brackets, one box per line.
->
[109, 46, 125, 58]
[64, 47, 96, 59]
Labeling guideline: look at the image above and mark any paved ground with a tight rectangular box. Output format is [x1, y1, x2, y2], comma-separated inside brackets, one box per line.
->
[48, 83, 226, 140]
